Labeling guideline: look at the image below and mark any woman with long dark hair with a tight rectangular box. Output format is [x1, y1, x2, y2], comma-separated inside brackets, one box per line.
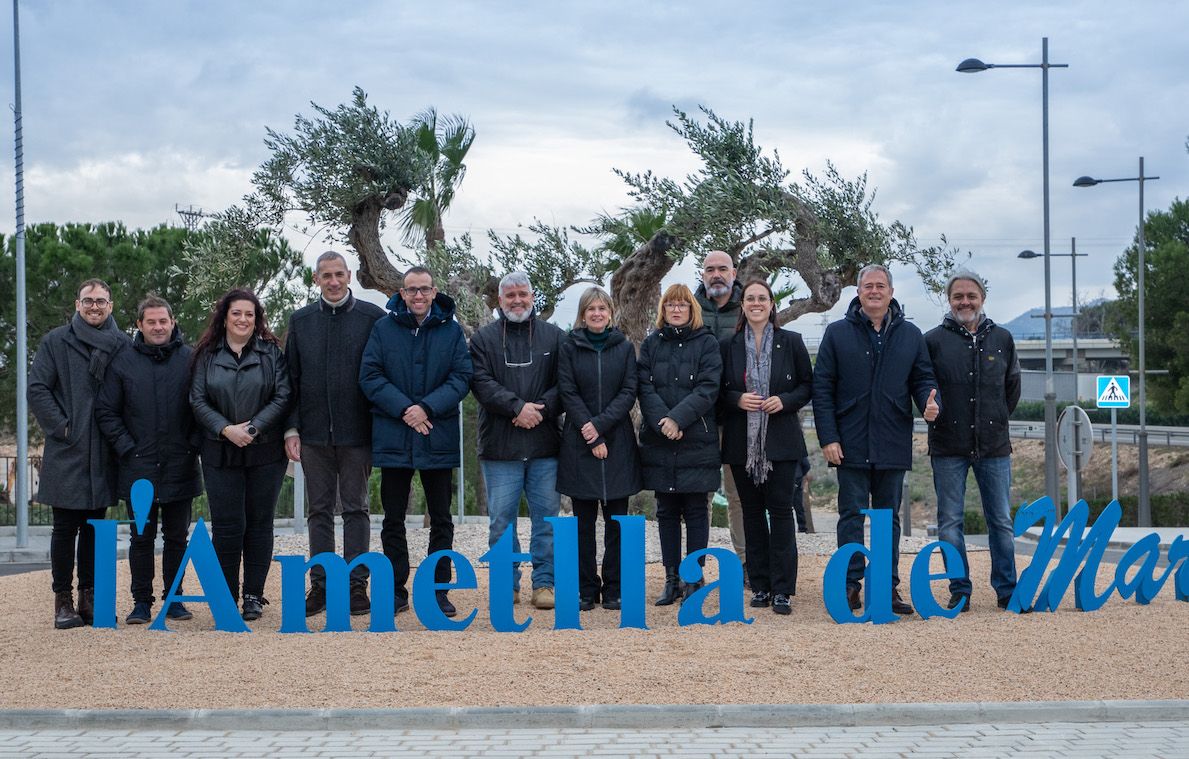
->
[719, 280, 813, 615]
[637, 284, 722, 606]
[556, 286, 642, 611]
[190, 288, 292, 621]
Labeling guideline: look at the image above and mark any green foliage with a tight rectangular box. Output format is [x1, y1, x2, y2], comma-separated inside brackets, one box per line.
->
[399, 107, 476, 251]
[1108, 197, 1189, 413]
[488, 220, 609, 319]
[1087, 493, 1189, 528]
[253, 86, 425, 236]
[575, 206, 669, 273]
[964, 508, 988, 535]
[0, 222, 311, 433]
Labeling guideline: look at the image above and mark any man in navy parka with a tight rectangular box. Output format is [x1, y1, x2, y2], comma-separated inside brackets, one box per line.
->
[359, 266, 473, 617]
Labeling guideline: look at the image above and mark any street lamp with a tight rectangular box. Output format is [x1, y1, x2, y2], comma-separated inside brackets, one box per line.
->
[1019, 239, 1088, 398]
[1074, 158, 1160, 526]
[958, 38, 1068, 507]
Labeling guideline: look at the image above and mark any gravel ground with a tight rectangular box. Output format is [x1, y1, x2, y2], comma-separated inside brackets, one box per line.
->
[1, 519, 1184, 710]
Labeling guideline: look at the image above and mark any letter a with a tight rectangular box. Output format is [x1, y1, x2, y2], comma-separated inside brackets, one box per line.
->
[151, 518, 248, 632]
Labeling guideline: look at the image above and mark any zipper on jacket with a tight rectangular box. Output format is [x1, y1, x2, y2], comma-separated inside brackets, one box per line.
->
[598, 349, 607, 504]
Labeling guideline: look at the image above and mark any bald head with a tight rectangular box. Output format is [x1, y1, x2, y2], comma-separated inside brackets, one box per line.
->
[701, 250, 736, 306]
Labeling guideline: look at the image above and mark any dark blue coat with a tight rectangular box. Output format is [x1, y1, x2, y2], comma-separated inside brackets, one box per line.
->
[359, 292, 473, 470]
[812, 297, 938, 471]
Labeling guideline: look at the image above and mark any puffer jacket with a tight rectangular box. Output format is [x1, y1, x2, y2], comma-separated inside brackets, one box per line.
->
[637, 324, 721, 493]
[359, 292, 473, 470]
[556, 328, 642, 501]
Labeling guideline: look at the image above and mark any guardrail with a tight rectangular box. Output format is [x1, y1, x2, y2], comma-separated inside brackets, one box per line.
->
[799, 417, 1189, 448]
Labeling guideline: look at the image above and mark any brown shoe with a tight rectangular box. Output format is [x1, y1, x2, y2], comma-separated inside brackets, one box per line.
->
[54, 592, 84, 630]
[77, 588, 95, 626]
[531, 587, 555, 610]
[846, 586, 861, 610]
[892, 589, 914, 616]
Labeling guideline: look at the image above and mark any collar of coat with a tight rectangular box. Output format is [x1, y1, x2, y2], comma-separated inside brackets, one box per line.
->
[942, 311, 993, 337]
[844, 295, 905, 331]
[569, 326, 626, 351]
[657, 323, 710, 341]
[133, 326, 185, 361]
[212, 336, 266, 369]
[319, 292, 356, 314]
[386, 291, 457, 330]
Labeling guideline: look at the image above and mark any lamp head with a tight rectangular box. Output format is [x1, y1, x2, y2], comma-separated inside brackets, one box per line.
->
[956, 58, 990, 73]
[1073, 176, 1101, 187]
[1018, 250, 1041, 259]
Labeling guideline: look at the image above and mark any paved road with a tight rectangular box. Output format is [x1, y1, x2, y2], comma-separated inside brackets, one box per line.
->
[2, 723, 1187, 758]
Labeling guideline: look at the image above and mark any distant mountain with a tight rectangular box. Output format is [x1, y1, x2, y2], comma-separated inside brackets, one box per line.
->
[1000, 298, 1108, 341]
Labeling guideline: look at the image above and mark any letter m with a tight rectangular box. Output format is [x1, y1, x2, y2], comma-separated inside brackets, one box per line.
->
[1013, 498, 1121, 613]
[276, 551, 395, 633]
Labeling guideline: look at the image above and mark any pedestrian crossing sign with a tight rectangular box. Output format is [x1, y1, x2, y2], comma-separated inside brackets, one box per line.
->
[1096, 375, 1130, 408]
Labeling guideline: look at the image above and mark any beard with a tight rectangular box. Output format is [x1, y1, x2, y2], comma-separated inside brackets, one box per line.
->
[707, 281, 731, 298]
[503, 308, 531, 324]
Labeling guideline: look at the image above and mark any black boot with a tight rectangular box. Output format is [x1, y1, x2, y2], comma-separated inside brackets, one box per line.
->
[655, 567, 682, 606]
[681, 578, 705, 601]
[77, 588, 94, 626]
[54, 592, 84, 630]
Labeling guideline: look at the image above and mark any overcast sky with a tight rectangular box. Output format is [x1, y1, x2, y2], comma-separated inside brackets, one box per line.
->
[3, 0, 1187, 337]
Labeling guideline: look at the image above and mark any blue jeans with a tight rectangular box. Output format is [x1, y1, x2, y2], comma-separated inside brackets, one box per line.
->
[932, 455, 1017, 599]
[836, 466, 905, 591]
[481, 458, 562, 591]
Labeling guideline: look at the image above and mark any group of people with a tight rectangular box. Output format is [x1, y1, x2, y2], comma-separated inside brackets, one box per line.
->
[29, 246, 1023, 630]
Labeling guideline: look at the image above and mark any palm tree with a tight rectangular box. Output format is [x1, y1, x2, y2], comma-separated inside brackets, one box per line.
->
[400, 107, 476, 251]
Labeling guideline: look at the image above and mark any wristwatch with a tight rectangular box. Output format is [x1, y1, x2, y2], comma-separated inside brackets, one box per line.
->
[246, 424, 259, 438]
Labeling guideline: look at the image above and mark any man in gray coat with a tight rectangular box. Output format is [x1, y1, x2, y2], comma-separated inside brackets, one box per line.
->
[693, 250, 747, 572]
[29, 278, 130, 629]
[285, 251, 385, 617]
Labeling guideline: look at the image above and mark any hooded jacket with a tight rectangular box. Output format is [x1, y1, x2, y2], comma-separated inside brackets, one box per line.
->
[95, 327, 202, 502]
[925, 313, 1021, 459]
[556, 327, 642, 501]
[469, 311, 565, 461]
[637, 324, 722, 493]
[359, 291, 473, 470]
[812, 297, 938, 471]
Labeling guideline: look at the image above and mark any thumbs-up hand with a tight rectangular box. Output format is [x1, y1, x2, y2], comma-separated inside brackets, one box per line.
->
[923, 388, 940, 422]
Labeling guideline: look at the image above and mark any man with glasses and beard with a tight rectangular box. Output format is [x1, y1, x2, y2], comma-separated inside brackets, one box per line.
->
[30, 278, 130, 628]
[468, 272, 566, 610]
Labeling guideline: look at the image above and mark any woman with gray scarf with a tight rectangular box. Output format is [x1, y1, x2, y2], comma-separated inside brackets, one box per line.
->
[719, 280, 813, 615]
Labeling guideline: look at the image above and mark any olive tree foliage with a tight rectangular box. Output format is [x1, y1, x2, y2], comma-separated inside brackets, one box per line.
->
[577, 106, 960, 343]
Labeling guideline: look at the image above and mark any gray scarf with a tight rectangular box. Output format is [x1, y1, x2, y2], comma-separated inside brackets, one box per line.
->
[70, 312, 124, 383]
[744, 322, 774, 484]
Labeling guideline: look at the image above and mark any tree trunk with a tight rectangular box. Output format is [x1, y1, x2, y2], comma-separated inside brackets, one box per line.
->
[609, 232, 679, 345]
[349, 193, 408, 295]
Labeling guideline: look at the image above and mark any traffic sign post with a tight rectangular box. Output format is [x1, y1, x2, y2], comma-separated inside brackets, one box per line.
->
[1096, 375, 1131, 505]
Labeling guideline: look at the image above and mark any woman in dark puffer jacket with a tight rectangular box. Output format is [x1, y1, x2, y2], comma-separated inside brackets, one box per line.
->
[637, 284, 722, 606]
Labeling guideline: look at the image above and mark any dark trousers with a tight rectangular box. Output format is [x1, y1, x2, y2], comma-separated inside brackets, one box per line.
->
[50, 507, 107, 594]
[379, 467, 454, 602]
[302, 444, 372, 591]
[654, 492, 709, 568]
[126, 498, 193, 604]
[791, 456, 810, 532]
[572, 497, 628, 601]
[731, 461, 799, 596]
[836, 465, 906, 591]
[203, 459, 287, 600]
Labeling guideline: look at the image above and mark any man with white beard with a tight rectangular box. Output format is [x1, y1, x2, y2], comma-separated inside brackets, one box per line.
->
[926, 270, 1021, 613]
[469, 272, 567, 609]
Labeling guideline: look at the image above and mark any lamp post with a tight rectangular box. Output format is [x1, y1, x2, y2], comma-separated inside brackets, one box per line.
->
[958, 38, 1068, 507]
[1018, 239, 1088, 399]
[1074, 158, 1159, 527]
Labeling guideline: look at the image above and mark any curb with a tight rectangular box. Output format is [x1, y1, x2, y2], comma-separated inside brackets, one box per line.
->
[1, 700, 1186, 730]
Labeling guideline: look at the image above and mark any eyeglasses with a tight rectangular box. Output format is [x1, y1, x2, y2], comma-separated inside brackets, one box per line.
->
[663, 302, 691, 310]
[502, 320, 534, 368]
[79, 298, 111, 308]
[402, 286, 434, 296]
